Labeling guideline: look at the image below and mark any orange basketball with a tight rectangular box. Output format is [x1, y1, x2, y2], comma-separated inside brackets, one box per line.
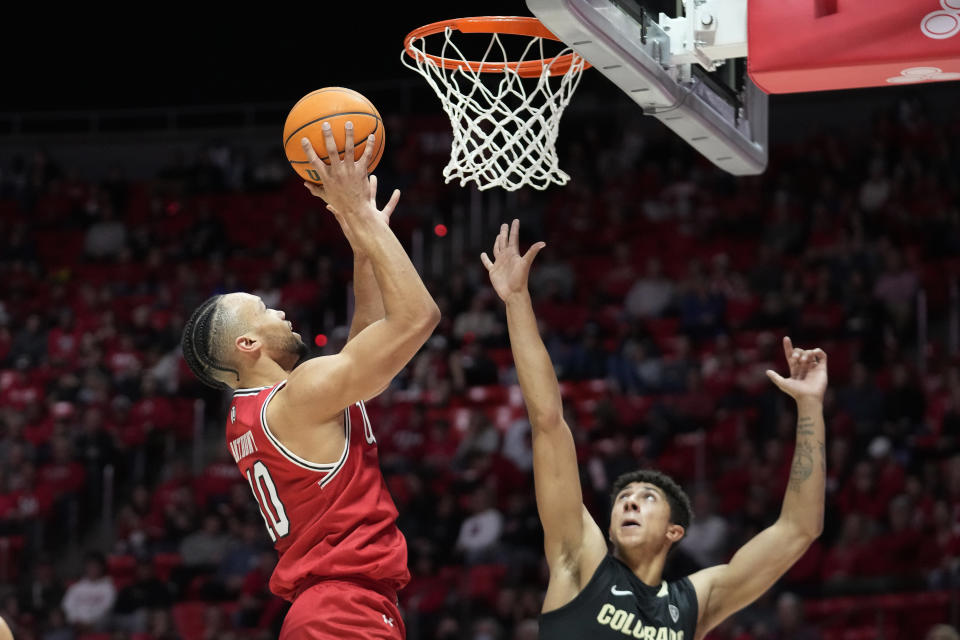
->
[283, 87, 385, 184]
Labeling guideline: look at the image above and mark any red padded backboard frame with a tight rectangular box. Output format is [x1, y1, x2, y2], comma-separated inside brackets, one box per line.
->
[748, 0, 960, 93]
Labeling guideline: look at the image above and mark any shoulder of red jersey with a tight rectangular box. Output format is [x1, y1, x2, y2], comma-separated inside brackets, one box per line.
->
[227, 381, 359, 489]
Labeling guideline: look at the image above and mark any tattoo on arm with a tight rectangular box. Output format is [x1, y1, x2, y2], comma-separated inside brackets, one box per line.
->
[791, 415, 825, 485]
[788, 440, 815, 492]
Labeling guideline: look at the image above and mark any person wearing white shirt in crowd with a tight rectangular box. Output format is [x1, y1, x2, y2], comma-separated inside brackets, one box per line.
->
[456, 486, 505, 564]
[679, 490, 729, 568]
[624, 257, 674, 319]
[61, 552, 116, 628]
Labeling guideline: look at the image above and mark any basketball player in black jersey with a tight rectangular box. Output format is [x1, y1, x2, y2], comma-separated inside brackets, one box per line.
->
[482, 220, 827, 640]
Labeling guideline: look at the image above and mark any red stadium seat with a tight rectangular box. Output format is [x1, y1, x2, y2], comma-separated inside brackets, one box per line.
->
[107, 554, 137, 590]
[487, 348, 515, 371]
[0, 536, 24, 582]
[645, 317, 680, 347]
[172, 601, 208, 640]
[466, 564, 507, 606]
[153, 552, 183, 582]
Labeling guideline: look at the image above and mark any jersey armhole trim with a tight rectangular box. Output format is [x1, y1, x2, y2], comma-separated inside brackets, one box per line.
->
[259, 381, 342, 473]
[234, 385, 271, 397]
[319, 406, 351, 488]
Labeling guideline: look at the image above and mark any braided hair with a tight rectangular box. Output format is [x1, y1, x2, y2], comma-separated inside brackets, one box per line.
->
[181, 294, 241, 390]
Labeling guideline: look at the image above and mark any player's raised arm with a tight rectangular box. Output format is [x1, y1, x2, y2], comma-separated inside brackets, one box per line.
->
[344, 176, 391, 344]
[281, 123, 439, 421]
[689, 337, 826, 639]
[482, 220, 606, 610]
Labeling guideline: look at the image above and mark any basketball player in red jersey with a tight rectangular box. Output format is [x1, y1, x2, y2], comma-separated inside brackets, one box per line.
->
[181, 123, 440, 639]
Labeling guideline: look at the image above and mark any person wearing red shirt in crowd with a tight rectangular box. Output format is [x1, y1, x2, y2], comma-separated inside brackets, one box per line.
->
[821, 513, 871, 585]
[181, 125, 439, 640]
[836, 461, 888, 522]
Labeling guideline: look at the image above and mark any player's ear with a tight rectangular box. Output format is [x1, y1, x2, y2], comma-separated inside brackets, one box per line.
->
[236, 334, 260, 354]
[665, 523, 685, 543]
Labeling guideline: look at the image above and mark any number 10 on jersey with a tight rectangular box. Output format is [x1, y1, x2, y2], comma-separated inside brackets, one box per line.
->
[246, 460, 290, 542]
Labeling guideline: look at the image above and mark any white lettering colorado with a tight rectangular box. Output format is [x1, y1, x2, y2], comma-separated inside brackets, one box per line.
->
[596, 603, 682, 639]
[229, 430, 259, 463]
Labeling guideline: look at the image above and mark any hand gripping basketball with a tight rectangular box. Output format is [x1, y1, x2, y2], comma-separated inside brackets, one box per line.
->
[301, 122, 377, 218]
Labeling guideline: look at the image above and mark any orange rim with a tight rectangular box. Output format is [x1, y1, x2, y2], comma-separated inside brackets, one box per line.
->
[404, 16, 591, 79]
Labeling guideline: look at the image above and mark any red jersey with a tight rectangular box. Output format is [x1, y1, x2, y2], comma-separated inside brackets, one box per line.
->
[226, 381, 409, 602]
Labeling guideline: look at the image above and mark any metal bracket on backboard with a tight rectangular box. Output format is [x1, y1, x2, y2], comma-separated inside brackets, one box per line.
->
[526, 0, 767, 175]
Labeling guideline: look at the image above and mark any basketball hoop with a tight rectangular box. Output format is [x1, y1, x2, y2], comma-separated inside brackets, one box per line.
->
[402, 17, 589, 191]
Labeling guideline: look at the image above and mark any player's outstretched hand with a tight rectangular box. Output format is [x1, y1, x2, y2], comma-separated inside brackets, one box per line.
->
[300, 121, 386, 220]
[481, 219, 546, 303]
[766, 337, 828, 404]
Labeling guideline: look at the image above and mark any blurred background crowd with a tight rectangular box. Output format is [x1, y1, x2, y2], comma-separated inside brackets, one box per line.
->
[0, 83, 959, 640]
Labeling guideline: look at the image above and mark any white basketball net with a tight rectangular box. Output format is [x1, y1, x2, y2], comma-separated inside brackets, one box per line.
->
[402, 29, 586, 191]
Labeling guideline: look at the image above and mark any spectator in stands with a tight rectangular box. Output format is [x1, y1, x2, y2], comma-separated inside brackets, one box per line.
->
[838, 364, 884, 432]
[678, 267, 727, 339]
[528, 250, 575, 300]
[926, 625, 960, 640]
[179, 513, 231, 570]
[217, 521, 269, 595]
[859, 156, 891, 213]
[452, 291, 502, 344]
[471, 617, 504, 640]
[512, 619, 538, 640]
[61, 552, 116, 629]
[871, 494, 924, 582]
[9, 314, 45, 367]
[455, 412, 501, 469]
[449, 339, 500, 390]
[561, 324, 609, 381]
[40, 609, 73, 640]
[113, 557, 173, 633]
[600, 242, 638, 302]
[660, 335, 697, 393]
[502, 418, 533, 474]
[821, 513, 870, 585]
[83, 205, 127, 259]
[612, 338, 664, 394]
[624, 257, 674, 319]
[762, 191, 804, 255]
[884, 363, 926, 432]
[771, 592, 820, 640]
[145, 608, 179, 640]
[252, 273, 282, 311]
[872, 247, 919, 335]
[455, 486, 504, 565]
[678, 490, 729, 569]
[17, 555, 63, 619]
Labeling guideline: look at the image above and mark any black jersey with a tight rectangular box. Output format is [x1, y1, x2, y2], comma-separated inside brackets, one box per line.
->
[539, 555, 699, 640]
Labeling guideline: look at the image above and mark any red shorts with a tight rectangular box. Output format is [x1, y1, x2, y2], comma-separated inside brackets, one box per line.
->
[280, 580, 405, 640]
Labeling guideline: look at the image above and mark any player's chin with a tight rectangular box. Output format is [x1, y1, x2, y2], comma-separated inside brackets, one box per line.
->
[616, 525, 644, 542]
